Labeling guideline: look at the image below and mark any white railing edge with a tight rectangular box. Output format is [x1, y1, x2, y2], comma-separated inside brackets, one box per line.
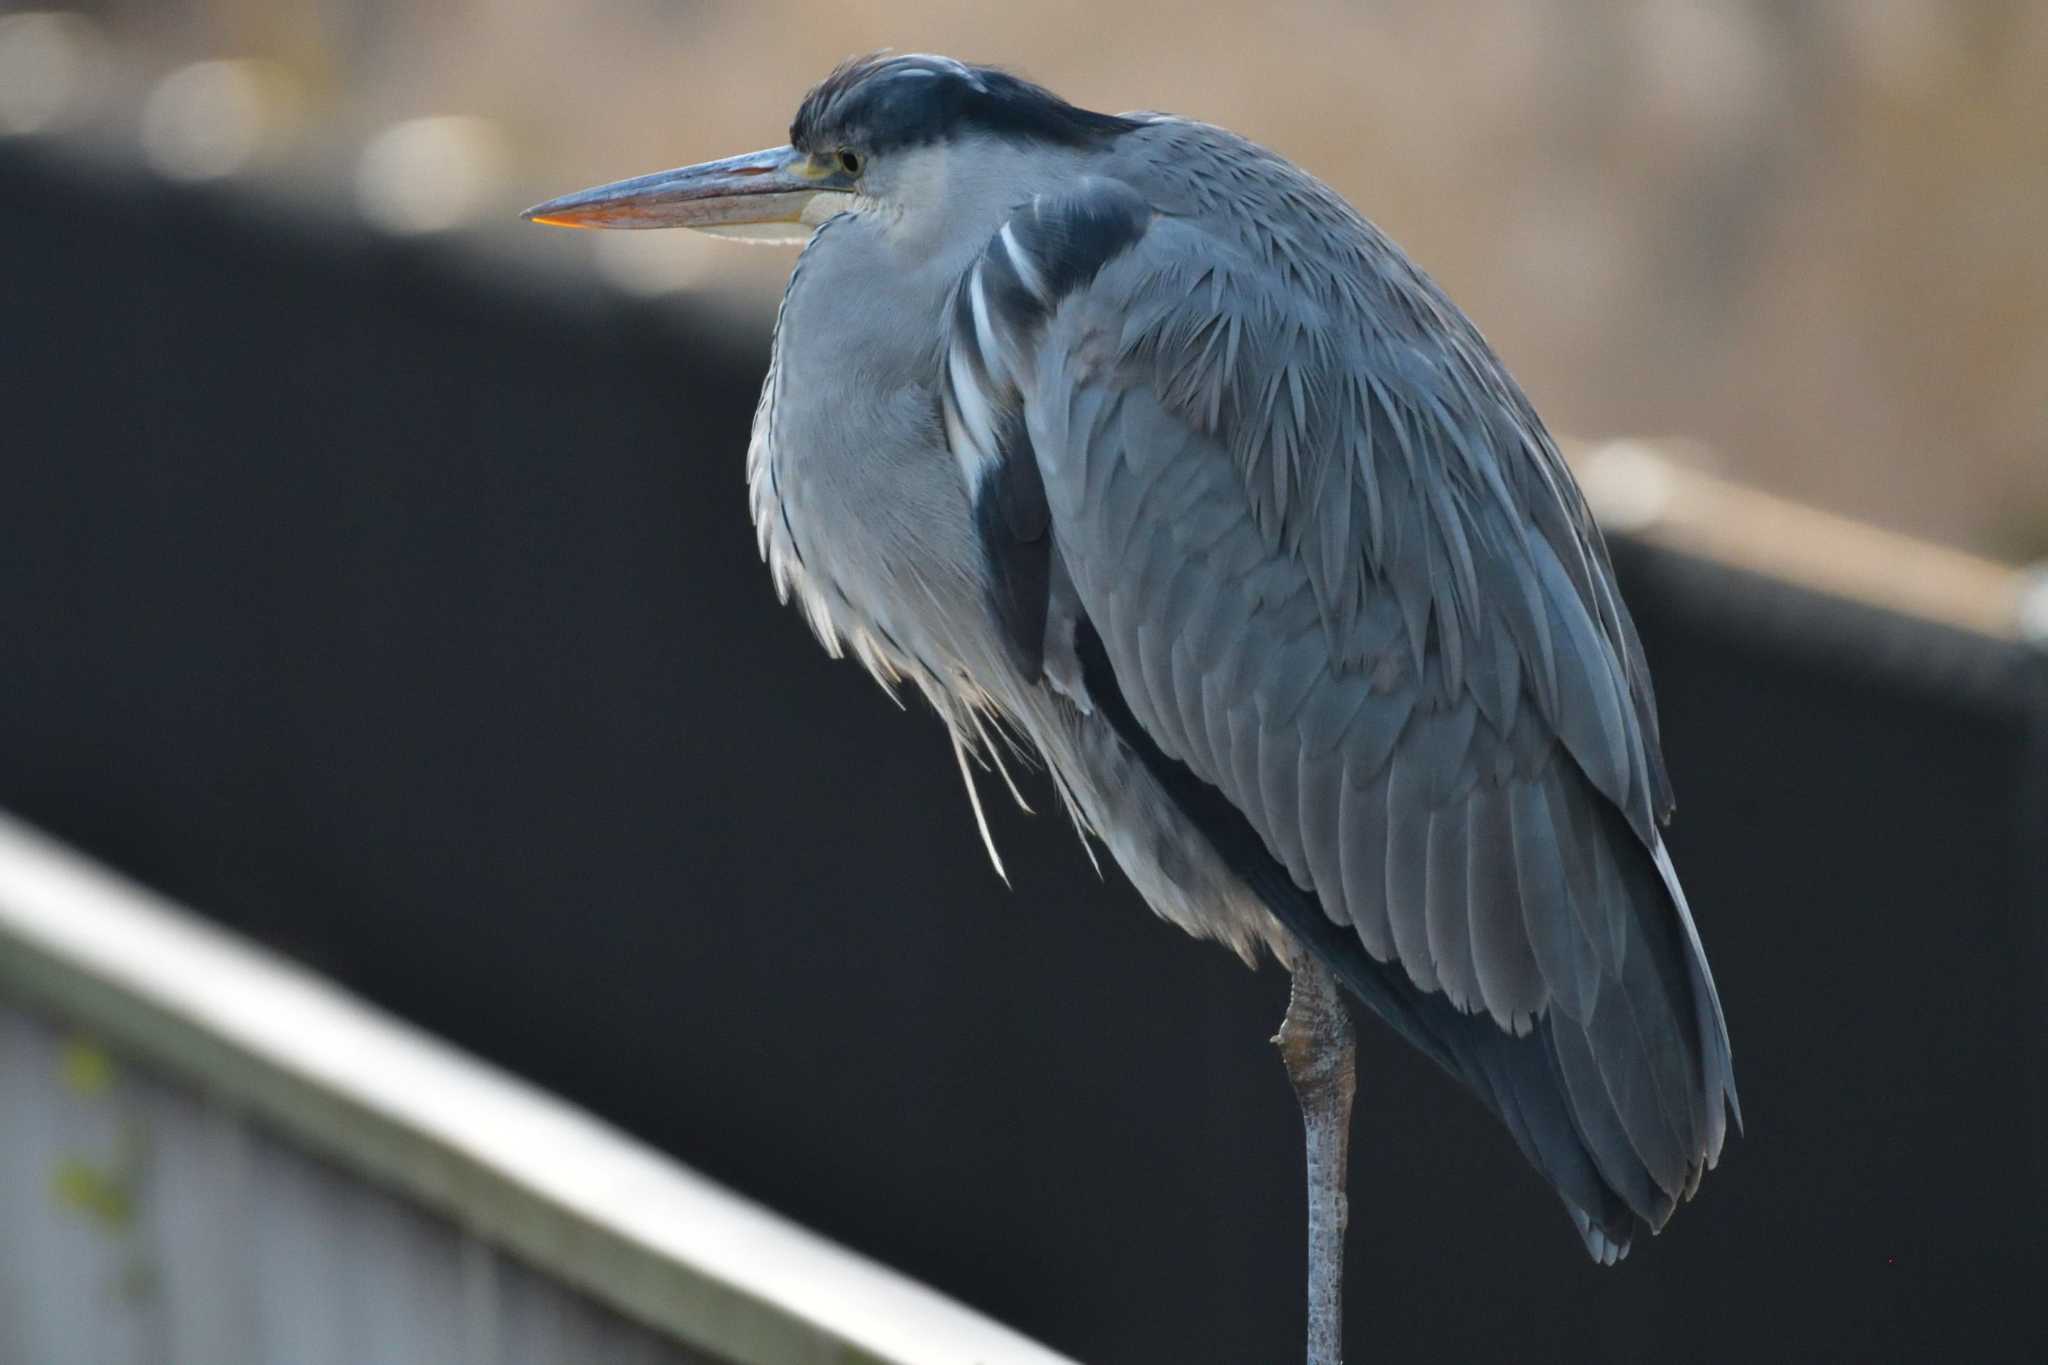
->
[0, 811, 1077, 1365]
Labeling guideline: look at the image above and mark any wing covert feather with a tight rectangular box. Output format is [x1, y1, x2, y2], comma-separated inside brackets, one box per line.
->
[944, 156, 1734, 1255]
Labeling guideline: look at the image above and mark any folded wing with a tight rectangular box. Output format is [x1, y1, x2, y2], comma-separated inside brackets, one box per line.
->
[941, 160, 1739, 1256]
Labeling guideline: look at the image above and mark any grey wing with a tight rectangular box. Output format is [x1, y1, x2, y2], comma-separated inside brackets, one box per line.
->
[943, 175, 1737, 1256]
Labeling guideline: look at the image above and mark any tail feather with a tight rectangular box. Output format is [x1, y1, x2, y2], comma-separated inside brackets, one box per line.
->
[1073, 610, 1737, 1258]
[1257, 769, 1737, 1260]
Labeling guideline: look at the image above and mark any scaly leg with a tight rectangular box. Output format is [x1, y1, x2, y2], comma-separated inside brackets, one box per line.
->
[1275, 953, 1356, 1365]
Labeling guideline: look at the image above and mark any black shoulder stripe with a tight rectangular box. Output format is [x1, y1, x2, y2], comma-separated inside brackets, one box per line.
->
[993, 408, 1049, 542]
[957, 182, 1150, 683]
[948, 281, 995, 393]
[977, 408, 1051, 679]
[1007, 181, 1151, 314]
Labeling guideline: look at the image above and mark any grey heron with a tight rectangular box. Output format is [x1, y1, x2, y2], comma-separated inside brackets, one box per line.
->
[526, 53, 1740, 1361]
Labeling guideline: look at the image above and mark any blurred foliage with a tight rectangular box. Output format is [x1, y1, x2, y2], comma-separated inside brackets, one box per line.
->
[59, 1033, 117, 1094]
[26, 0, 2048, 557]
[50, 1155, 136, 1230]
[48, 1034, 145, 1248]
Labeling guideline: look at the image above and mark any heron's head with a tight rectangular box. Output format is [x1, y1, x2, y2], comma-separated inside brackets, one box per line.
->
[523, 53, 1137, 246]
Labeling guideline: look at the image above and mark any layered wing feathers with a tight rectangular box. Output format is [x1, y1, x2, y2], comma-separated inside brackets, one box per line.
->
[942, 139, 1736, 1256]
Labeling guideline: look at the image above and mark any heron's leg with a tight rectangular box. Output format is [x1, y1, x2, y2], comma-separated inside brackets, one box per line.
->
[1275, 953, 1356, 1365]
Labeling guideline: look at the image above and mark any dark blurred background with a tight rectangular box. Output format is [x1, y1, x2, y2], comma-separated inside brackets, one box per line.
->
[3, 4, 2047, 1362]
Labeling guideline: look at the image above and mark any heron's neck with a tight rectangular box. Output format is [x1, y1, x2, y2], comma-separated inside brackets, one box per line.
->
[783, 213, 961, 379]
[743, 145, 1107, 673]
[743, 211, 983, 683]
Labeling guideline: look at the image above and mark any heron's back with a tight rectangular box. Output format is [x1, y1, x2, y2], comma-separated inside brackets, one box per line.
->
[946, 117, 1739, 1255]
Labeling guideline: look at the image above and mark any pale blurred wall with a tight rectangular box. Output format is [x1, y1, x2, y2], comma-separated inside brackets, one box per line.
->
[24, 0, 2048, 557]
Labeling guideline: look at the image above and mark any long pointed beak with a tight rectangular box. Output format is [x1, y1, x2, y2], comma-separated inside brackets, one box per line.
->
[522, 144, 851, 242]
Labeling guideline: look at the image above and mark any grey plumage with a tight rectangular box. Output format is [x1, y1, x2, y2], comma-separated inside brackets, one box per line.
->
[923, 90, 1735, 1251]
[535, 50, 1740, 1267]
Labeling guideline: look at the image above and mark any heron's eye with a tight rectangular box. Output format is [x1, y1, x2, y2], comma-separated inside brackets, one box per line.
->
[838, 150, 863, 177]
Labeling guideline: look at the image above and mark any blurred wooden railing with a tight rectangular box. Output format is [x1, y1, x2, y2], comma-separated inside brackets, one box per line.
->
[1569, 438, 2045, 647]
[0, 814, 1077, 1365]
